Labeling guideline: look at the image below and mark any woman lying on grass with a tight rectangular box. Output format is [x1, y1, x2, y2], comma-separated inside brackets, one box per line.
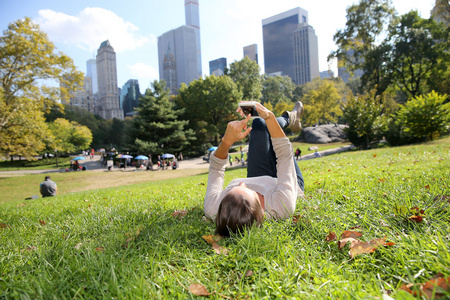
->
[204, 101, 305, 237]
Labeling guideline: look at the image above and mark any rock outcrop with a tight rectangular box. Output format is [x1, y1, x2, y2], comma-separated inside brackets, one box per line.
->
[294, 124, 348, 144]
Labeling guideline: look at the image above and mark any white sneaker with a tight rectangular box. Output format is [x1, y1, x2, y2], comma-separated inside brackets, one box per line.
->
[285, 101, 304, 133]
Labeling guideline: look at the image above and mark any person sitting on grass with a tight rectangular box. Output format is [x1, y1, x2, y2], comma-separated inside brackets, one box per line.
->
[204, 101, 305, 237]
[40, 176, 57, 198]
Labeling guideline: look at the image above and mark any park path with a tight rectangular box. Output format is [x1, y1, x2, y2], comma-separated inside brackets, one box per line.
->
[0, 145, 355, 176]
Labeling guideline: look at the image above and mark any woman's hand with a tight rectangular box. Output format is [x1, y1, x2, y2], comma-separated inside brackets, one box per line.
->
[222, 113, 252, 146]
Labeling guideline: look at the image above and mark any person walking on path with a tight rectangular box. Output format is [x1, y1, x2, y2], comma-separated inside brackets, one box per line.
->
[295, 148, 302, 160]
[40, 176, 57, 197]
[204, 101, 305, 237]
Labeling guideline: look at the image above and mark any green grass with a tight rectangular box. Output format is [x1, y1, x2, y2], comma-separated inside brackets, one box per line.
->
[1, 138, 449, 299]
[0, 157, 73, 171]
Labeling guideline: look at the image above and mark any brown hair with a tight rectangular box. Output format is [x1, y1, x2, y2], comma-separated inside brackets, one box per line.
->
[215, 191, 264, 237]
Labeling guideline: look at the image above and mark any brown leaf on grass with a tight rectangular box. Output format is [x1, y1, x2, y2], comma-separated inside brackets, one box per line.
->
[408, 215, 423, 223]
[399, 275, 450, 299]
[202, 235, 221, 244]
[212, 242, 229, 256]
[39, 220, 46, 225]
[379, 178, 386, 183]
[0, 223, 10, 229]
[425, 185, 430, 189]
[245, 270, 254, 277]
[349, 238, 385, 258]
[17, 203, 27, 207]
[189, 283, 210, 296]
[434, 195, 450, 203]
[325, 231, 337, 241]
[341, 230, 362, 239]
[95, 247, 104, 252]
[172, 210, 188, 219]
[373, 154, 377, 158]
[122, 227, 143, 248]
[338, 237, 361, 250]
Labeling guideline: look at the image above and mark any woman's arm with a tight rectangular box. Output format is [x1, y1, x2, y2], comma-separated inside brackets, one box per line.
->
[214, 113, 252, 159]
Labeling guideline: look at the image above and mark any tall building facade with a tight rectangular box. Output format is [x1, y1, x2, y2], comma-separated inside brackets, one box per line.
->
[293, 24, 319, 85]
[262, 7, 319, 85]
[243, 44, 258, 64]
[158, 26, 198, 95]
[66, 76, 94, 113]
[95, 40, 124, 120]
[185, 0, 202, 78]
[209, 57, 227, 76]
[120, 79, 141, 117]
[158, 1, 202, 95]
[86, 59, 98, 94]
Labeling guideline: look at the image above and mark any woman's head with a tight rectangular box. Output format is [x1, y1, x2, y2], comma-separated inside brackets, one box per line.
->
[215, 183, 264, 237]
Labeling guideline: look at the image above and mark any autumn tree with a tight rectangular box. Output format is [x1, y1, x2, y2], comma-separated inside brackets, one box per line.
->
[0, 18, 83, 159]
[228, 57, 262, 101]
[131, 80, 195, 156]
[302, 80, 343, 126]
[176, 75, 241, 152]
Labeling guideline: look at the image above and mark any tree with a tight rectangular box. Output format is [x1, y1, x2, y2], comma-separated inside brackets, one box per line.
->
[0, 18, 83, 159]
[49, 118, 92, 153]
[343, 90, 387, 149]
[176, 75, 241, 151]
[302, 80, 343, 126]
[396, 91, 450, 141]
[132, 80, 195, 155]
[329, 0, 396, 95]
[261, 75, 295, 108]
[228, 57, 262, 101]
[387, 11, 450, 99]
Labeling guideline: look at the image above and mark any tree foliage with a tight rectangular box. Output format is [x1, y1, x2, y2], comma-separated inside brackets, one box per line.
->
[0, 18, 83, 159]
[343, 91, 387, 149]
[228, 57, 262, 101]
[261, 75, 295, 108]
[176, 75, 241, 151]
[396, 91, 450, 141]
[48, 118, 92, 153]
[302, 80, 343, 126]
[388, 11, 450, 99]
[131, 80, 195, 156]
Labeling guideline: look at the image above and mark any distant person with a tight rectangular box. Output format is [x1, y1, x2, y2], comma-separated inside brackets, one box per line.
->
[314, 150, 321, 158]
[295, 148, 302, 160]
[40, 176, 57, 197]
[229, 155, 233, 166]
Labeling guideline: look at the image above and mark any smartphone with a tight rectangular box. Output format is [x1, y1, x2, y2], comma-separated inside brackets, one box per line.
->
[238, 101, 260, 118]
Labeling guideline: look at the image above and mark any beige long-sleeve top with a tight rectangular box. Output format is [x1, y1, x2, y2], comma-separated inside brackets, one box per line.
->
[204, 137, 303, 220]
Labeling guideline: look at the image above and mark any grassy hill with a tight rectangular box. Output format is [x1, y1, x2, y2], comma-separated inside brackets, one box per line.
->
[1, 138, 449, 298]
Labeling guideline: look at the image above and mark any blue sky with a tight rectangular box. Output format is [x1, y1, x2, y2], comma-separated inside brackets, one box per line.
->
[0, 0, 434, 91]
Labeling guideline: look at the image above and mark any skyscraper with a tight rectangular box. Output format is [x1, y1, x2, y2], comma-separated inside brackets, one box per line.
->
[95, 40, 124, 120]
[209, 58, 227, 76]
[185, 0, 202, 78]
[120, 79, 141, 117]
[158, 26, 198, 95]
[158, 0, 202, 95]
[66, 76, 94, 113]
[86, 59, 98, 94]
[243, 44, 258, 64]
[262, 7, 319, 85]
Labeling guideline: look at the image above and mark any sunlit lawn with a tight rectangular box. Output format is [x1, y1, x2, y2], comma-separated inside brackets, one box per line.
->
[0, 137, 449, 298]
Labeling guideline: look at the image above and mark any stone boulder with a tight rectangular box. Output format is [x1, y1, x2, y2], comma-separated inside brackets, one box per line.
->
[294, 124, 348, 144]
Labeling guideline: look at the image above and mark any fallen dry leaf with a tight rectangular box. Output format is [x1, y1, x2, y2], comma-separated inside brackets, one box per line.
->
[39, 220, 46, 225]
[212, 242, 229, 256]
[338, 237, 361, 250]
[341, 230, 362, 239]
[349, 238, 385, 258]
[95, 247, 104, 252]
[325, 231, 337, 241]
[399, 275, 450, 299]
[17, 203, 27, 207]
[189, 283, 210, 296]
[0, 223, 10, 229]
[373, 154, 377, 158]
[245, 270, 254, 277]
[408, 215, 423, 223]
[172, 210, 188, 219]
[202, 235, 221, 244]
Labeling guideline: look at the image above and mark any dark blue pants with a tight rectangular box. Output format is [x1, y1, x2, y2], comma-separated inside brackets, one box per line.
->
[247, 116, 304, 191]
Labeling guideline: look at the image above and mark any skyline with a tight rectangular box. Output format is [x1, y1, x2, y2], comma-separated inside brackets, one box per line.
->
[0, 0, 435, 91]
